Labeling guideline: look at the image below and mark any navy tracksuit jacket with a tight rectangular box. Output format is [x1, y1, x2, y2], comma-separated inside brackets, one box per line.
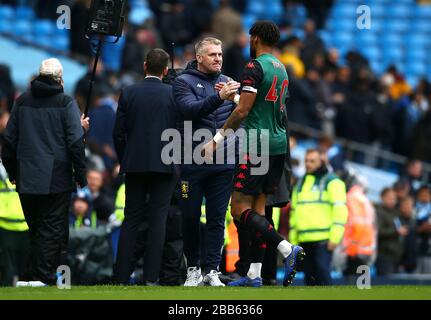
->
[173, 60, 236, 272]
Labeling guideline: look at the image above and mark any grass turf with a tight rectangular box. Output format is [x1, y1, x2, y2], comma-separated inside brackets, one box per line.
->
[0, 285, 430, 300]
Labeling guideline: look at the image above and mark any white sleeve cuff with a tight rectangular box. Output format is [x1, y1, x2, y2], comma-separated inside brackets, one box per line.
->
[213, 131, 225, 144]
[242, 86, 258, 93]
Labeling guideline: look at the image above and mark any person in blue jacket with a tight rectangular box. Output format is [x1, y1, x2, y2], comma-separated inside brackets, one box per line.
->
[173, 37, 240, 286]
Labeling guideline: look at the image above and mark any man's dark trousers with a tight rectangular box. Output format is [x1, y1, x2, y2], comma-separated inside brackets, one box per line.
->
[180, 164, 233, 273]
[115, 172, 178, 284]
[301, 240, 332, 285]
[18, 192, 71, 285]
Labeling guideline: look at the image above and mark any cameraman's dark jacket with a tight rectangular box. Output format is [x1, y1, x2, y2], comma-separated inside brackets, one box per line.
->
[1, 75, 87, 194]
[173, 60, 236, 167]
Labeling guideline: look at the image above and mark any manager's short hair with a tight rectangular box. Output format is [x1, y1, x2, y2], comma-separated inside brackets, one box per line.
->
[194, 37, 222, 56]
[145, 48, 170, 76]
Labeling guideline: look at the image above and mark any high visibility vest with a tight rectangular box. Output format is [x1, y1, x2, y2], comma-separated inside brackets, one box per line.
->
[289, 173, 348, 245]
[114, 184, 126, 223]
[343, 185, 376, 257]
[200, 204, 207, 225]
[73, 210, 98, 229]
[0, 180, 28, 232]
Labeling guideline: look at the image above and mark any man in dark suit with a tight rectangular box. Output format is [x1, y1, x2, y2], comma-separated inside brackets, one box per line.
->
[113, 48, 179, 285]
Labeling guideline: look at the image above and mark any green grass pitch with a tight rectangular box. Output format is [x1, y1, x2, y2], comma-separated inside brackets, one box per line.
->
[0, 285, 430, 300]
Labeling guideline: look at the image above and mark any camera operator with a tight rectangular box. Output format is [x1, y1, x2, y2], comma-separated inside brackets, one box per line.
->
[1, 58, 88, 287]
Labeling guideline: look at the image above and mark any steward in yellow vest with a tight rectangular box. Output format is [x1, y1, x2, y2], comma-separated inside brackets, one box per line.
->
[0, 178, 29, 286]
[289, 149, 348, 285]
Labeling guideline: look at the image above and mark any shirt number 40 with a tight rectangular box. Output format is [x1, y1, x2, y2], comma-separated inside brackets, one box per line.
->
[264, 75, 289, 110]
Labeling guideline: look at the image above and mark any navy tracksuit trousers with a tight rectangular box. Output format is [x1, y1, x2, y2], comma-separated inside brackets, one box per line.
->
[179, 164, 233, 273]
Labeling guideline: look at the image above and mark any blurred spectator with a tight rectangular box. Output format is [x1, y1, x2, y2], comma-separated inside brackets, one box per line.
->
[398, 196, 417, 273]
[279, 36, 305, 79]
[74, 58, 110, 112]
[302, 0, 334, 30]
[287, 68, 320, 130]
[393, 179, 411, 207]
[415, 185, 431, 273]
[410, 110, 431, 163]
[211, 0, 243, 50]
[345, 51, 370, 75]
[160, 0, 192, 48]
[325, 48, 339, 70]
[0, 64, 15, 112]
[86, 83, 117, 171]
[0, 89, 7, 112]
[282, 1, 307, 29]
[0, 109, 9, 147]
[101, 36, 127, 73]
[70, 0, 92, 59]
[336, 68, 374, 163]
[301, 19, 326, 71]
[375, 188, 403, 275]
[315, 67, 336, 136]
[289, 135, 304, 179]
[69, 190, 95, 228]
[81, 168, 114, 223]
[402, 159, 424, 196]
[184, 0, 213, 39]
[342, 173, 376, 281]
[222, 31, 248, 81]
[370, 80, 395, 169]
[401, 92, 429, 155]
[121, 21, 163, 76]
[229, 0, 246, 12]
[318, 135, 345, 172]
[389, 74, 412, 102]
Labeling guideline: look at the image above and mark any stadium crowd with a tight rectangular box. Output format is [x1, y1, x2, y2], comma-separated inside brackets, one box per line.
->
[0, 0, 431, 285]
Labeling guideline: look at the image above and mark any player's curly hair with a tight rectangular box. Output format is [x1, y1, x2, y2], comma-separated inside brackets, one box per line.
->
[249, 20, 280, 46]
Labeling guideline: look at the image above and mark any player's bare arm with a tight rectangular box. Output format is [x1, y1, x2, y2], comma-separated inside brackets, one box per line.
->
[223, 91, 256, 132]
[201, 91, 256, 160]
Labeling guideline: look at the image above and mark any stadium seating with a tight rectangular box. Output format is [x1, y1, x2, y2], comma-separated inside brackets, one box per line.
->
[0, 35, 86, 94]
[324, 0, 431, 87]
[0, 5, 14, 21]
[34, 19, 56, 38]
[15, 5, 34, 20]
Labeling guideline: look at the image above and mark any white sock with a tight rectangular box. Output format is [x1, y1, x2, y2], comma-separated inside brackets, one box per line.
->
[277, 240, 293, 258]
[247, 263, 262, 279]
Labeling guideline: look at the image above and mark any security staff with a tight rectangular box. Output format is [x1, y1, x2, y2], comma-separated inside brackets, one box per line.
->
[289, 148, 348, 285]
[0, 169, 29, 286]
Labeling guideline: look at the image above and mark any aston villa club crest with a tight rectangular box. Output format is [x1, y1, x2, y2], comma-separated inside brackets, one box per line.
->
[181, 181, 189, 199]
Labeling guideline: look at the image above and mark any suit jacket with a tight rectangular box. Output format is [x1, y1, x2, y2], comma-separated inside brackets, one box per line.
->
[113, 77, 177, 175]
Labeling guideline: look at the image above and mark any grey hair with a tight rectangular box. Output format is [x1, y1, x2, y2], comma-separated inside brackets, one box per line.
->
[39, 58, 63, 83]
[194, 37, 222, 55]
